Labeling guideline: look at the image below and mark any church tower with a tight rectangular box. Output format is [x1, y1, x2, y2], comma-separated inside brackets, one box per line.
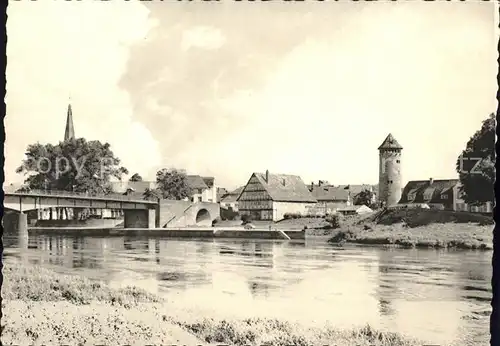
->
[64, 103, 75, 141]
[378, 133, 403, 207]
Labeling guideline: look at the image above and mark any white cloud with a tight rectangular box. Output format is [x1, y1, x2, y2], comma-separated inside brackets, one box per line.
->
[181, 26, 226, 51]
[6, 0, 161, 183]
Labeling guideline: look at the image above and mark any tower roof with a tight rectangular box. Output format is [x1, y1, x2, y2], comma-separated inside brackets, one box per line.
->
[378, 133, 402, 150]
[64, 103, 75, 141]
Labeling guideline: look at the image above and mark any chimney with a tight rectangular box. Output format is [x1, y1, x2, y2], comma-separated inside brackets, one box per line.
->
[265, 170, 269, 183]
[318, 180, 323, 187]
[310, 182, 314, 190]
[429, 178, 434, 185]
[282, 178, 286, 186]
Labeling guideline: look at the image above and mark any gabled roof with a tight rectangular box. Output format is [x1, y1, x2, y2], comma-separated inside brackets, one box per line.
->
[202, 177, 215, 188]
[378, 133, 403, 150]
[221, 186, 245, 203]
[186, 175, 209, 190]
[307, 184, 377, 201]
[240, 172, 317, 203]
[399, 179, 460, 204]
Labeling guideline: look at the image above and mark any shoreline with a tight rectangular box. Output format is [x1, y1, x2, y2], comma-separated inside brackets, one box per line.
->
[327, 222, 493, 250]
[1, 261, 423, 346]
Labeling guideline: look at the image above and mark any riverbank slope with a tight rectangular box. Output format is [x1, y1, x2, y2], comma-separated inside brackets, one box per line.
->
[329, 209, 493, 250]
[2, 261, 422, 346]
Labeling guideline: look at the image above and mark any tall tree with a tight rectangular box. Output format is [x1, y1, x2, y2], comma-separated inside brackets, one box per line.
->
[16, 138, 129, 195]
[155, 168, 192, 200]
[455, 113, 495, 205]
[143, 187, 162, 201]
[129, 173, 143, 182]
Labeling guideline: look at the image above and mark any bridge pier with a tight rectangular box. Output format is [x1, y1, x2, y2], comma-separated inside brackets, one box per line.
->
[123, 209, 156, 229]
[18, 212, 28, 249]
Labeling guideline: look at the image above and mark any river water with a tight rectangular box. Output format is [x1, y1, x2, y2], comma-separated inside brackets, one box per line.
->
[2, 233, 492, 346]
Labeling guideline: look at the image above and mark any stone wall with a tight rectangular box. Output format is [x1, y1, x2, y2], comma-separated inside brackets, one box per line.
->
[157, 200, 220, 228]
[378, 149, 403, 206]
[272, 202, 316, 221]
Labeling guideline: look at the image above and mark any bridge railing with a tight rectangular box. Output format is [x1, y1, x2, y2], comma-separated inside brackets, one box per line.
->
[6, 188, 157, 203]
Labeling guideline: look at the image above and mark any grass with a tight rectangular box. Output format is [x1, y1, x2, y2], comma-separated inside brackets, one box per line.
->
[2, 262, 162, 307]
[165, 316, 420, 346]
[2, 261, 424, 346]
[328, 223, 493, 250]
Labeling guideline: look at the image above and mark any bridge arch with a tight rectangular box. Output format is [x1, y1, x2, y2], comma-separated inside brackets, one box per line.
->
[195, 208, 211, 226]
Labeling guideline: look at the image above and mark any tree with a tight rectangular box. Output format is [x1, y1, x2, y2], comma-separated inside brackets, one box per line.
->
[455, 113, 495, 205]
[354, 189, 376, 208]
[129, 173, 143, 182]
[155, 168, 192, 200]
[143, 187, 162, 201]
[16, 138, 129, 195]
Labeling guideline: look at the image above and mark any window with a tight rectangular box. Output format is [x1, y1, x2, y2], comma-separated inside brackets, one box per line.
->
[396, 160, 400, 163]
[407, 193, 416, 201]
[423, 193, 432, 200]
[441, 194, 448, 200]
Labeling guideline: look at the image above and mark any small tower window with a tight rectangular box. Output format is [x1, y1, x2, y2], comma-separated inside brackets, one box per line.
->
[396, 160, 400, 163]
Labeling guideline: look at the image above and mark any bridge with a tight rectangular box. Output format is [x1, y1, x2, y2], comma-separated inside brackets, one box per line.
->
[4, 190, 159, 229]
[4, 189, 220, 231]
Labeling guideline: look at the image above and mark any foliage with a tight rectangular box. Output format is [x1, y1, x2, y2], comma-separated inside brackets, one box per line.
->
[353, 189, 376, 208]
[325, 213, 342, 229]
[155, 168, 192, 200]
[283, 212, 301, 219]
[15, 185, 32, 193]
[241, 214, 253, 225]
[15, 138, 128, 195]
[455, 113, 495, 204]
[129, 173, 143, 182]
[142, 187, 162, 201]
[212, 217, 221, 226]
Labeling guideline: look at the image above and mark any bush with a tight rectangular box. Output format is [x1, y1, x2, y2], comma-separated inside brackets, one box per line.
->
[283, 213, 302, 219]
[325, 213, 342, 229]
[241, 214, 252, 225]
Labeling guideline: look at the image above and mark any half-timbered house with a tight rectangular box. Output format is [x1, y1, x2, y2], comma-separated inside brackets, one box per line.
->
[237, 170, 317, 221]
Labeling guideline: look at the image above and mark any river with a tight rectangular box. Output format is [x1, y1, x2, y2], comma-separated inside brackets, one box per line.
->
[2, 232, 492, 346]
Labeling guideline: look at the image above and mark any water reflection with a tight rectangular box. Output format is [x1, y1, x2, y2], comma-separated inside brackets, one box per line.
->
[2, 233, 492, 346]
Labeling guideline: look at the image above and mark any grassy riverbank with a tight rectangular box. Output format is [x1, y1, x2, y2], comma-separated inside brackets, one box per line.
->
[2, 261, 422, 346]
[328, 223, 493, 250]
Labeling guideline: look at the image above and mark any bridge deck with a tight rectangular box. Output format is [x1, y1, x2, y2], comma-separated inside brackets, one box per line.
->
[5, 190, 157, 205]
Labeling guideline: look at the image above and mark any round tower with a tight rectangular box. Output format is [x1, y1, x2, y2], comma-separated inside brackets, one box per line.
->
[378, 133, 403, 207]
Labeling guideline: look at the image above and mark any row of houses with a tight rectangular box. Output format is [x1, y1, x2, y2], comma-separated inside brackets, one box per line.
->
[6, 170, 492, 223]
[219, 171, 492, 222]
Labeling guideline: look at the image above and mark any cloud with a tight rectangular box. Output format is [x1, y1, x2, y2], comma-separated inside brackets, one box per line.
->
[6, 1, 497, 191]
[6, 0, 161, 183]
[119, 1, 496, 189]
[181, 26, 226, 51]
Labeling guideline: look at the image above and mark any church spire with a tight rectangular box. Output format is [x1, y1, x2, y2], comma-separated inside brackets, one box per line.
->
[64, 101, 75, 141]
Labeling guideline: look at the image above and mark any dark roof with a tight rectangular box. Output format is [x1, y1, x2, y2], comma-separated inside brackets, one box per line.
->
[202, 177, 215, 188]
[216, 187, 229, 202]
[378, 133, 403, 150]
[239, 172, 316, 203]
[111, 181, 156, 194]
[399, 179, 460, 204]
[186, 175, 208, 190]
[307, 184, 377, 201]
[221, 186, 244, 203]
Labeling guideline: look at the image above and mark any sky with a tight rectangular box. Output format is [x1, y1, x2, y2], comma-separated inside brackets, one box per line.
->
[5, 1, 498, 191]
